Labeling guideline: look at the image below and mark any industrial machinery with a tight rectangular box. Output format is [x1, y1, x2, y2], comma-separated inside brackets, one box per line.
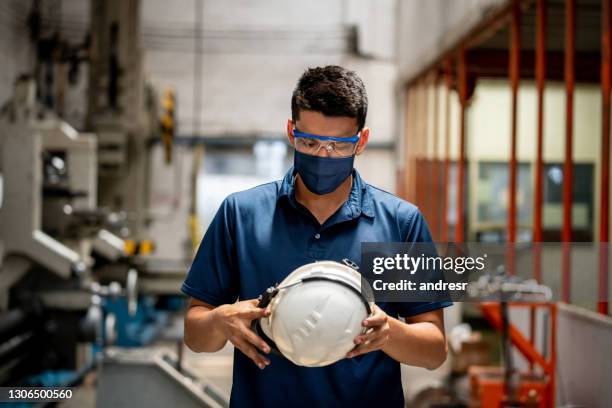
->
[0, 75, 132, 384]
[0, 0, 199, 401]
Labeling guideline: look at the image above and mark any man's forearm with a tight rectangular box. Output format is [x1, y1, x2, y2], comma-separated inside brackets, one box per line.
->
[381, 317, 447, 369]
[184, 305, 227, 352]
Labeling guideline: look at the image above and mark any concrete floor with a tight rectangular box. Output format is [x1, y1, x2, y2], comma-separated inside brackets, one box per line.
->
[182, 342, 234, 396]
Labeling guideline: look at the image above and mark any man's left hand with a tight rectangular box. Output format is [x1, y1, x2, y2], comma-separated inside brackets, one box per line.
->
[346, 304, 390, 358]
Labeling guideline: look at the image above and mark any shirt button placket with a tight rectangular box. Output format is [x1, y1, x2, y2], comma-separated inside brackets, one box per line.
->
[307, 230, 324, 259]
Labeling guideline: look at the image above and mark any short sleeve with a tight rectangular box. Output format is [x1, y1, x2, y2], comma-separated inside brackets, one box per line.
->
[404, 207, 434, 243]
[393, 207, 453, 317]
[181, 197, 239, 306]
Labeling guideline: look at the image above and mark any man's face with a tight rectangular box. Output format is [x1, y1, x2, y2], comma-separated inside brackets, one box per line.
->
[287, 110, 370, 157]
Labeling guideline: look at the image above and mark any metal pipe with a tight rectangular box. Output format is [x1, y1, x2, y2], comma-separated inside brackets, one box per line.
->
[457, 48, 468, 243]
[508, 0, 520, 248]
[407, 87, 416, 202]
[402, 88, 409, 200]
[422, 77, 431, 222]
[442, 58, 452, 243]
[562, 0, 575, 303]
[418, 79, 427, 212]
[534, 0, 547, 284]
[397, 89, 409, 200]
[418, 79, 426, 218]
[432, 73, 441, 240]
[531, 0, 548, 365]
[599, 0, 611, 314]
[414, 83, 419, 207]
[414, 82, 423, 207]
[507, 0, 521, 281]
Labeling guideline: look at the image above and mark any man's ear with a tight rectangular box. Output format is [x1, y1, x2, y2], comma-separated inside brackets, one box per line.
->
[287, 119, 295, 145]
[355, 127, 370, 155]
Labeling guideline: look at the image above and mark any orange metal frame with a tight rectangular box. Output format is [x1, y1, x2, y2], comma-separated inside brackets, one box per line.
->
[599, 0, 611, 315]
[561, 0, 575, 304]
[457, 48, 468, 244]
[432, 74, 441, 241]
[441, 58, 453, 243]
[533, 0, 546, 278]
[508, 0, 520, 247]
[400, 0, 610, 315]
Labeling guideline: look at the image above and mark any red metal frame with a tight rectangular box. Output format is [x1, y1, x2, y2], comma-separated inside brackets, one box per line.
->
[411, 86, 418, 203]
[599, 0, 611, 315]
[406, 87, 416, 203]
[420, 80, 427, 211]
[457, 48, 468, 243]
[416, 81, 423, 210]
[508, 0, 520, 247]
[442, 59, 453, 243]
[534, 0, 546, 280]
[562, 0, 575, 303]
[397, 87, 411, 200]
[412, 85, 419, 207]
[507, 0, 521, 278]
[424, 76, 433, 228]
[414, 84, 421, 205]
[531, 0, 548, 362]
[432, 73, 441, 241]
[403, 0, 612, 314]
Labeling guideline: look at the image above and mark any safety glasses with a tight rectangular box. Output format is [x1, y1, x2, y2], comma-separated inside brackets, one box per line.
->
[292, 128, 360, 158]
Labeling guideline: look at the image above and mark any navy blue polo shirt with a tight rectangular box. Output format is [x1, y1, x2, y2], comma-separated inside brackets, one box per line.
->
[182, 168, 451, 408]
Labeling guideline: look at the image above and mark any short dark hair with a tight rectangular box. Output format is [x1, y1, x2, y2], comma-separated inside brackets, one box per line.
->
[291, 65, 368, 130]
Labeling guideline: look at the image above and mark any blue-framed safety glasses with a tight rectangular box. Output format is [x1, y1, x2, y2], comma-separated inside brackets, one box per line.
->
[292, 128, 361, 157]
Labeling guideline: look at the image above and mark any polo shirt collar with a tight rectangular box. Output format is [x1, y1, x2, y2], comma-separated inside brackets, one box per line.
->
[278, 167, 375, 219]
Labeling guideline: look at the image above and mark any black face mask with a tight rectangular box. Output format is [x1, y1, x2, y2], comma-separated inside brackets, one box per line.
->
[293, 150, 355, 195]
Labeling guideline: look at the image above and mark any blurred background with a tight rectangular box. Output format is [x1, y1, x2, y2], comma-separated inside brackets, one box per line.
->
[0, 0, 611, 407]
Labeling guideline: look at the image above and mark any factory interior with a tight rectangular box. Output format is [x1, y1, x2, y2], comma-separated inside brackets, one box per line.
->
[1, 0, 612, 407]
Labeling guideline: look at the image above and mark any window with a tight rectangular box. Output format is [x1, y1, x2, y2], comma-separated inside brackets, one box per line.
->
[475, 162, 532, 242]
[542, 163, 594, 242]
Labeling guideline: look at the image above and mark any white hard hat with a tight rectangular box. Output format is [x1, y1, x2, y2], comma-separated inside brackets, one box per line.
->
[252, 260, 374, 367]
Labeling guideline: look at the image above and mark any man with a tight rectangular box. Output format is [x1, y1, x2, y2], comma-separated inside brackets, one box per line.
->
[182, 65, 451, 407]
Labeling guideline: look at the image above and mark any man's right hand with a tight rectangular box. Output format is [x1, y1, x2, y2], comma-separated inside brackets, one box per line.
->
[213, 299, 271, 369]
